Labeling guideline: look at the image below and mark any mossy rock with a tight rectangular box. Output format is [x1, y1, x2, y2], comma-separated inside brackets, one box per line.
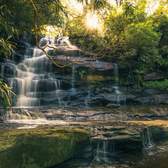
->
[0, 127, 89, 168]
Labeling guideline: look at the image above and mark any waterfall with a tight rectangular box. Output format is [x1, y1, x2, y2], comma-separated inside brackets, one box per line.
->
[113, 63, 119, 85]
[70, 64, 76, 94]
[111, 142, 115, 156]
[112, 63, 126, 106]
[85, 87, 91, 109]
[94, 141, 101, 162]
[113, 63, 121, 106]
[57, 36, 71, 46]
[94, 140, 109, 163]
[1, 45, 63, 107]
[3, 36, 80, 109]
[0, 37, 128, 109]
[39, 36, 79, 50]
[142, 127, 154, 150]
[102, 140, 109, 163]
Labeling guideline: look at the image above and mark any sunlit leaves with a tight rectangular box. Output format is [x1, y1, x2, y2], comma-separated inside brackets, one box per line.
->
[123, 22, 161, 73]
[77, 0, 109, 10]
[0, 80, 15, 109]
[32, 0, 66, 26]
[0, 38, 15, 57]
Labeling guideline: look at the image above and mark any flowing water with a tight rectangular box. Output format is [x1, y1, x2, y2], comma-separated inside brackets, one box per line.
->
[1, 48, 168, 168]
[0, 37, 128, 108]
[84, 87, 91, 109]
[0, 124, 167, 168]
[1, 46, 64, 107]
[0, 38, 168, 168]
[70, 64, 76, 95]
[54, 126, 168, 168]
[142, 127, 154, 150]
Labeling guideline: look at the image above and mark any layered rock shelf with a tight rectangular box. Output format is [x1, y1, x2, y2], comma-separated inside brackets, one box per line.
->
[53, 55, 114, 71]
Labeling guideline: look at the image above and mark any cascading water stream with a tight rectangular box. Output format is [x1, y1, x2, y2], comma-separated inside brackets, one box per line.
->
[1, 45, 63, 107]
[94, 141, 101, 162]
[0, 37, 127, 110]
[142, 127, 154, 150]
[85, 87, 91, 109]
[113, 63, 119, 86]
[70, 64, 76, 95]
[102, 140, 109, 163]
[94, 140, 110, 163]
[112, 63, 126, 107]
[15, 48, 40, 107]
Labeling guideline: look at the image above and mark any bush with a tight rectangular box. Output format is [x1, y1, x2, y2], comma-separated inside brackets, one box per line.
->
[144, 79, 168, 90]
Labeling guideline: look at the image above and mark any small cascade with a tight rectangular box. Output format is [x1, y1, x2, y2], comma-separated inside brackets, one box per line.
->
[94, 141, 101, 162]
[113, 63, 119, 85]
[39, 36, 79, 50]
[102, 140, 109, 163]
[84, 87, 91, 109]
[111, 63, 126, 106]
[56, 36, 72, 46]
[70, 64, 76, 95]
[0, 36, 128, 109]
[92, 127, 112, 164]
[142, 127, 154, 150]
[111, 142, 116, 156]
[1, 45, 63, 107]
[113, 63, 121, 106]
[94, 140, 110, 164]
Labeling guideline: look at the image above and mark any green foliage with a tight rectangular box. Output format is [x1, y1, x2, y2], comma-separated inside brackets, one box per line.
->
[123, 23, 160, 70]
[65, 15, 104, 54]
[0, 38, 15, 57]
[0, 0, 66, 109]
[65, 0, 168, 87]
[156, 15, 168, 71]
[144, 79, 168, 90]
[0, 0, 65, 57]
[0, 0, 33, 109]
[0, 0, 168, 90]
[0, 80, 14, 109]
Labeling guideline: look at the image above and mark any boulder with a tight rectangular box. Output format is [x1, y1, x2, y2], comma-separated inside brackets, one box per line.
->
[144, 72, 165, 81]
[0, 127, 89, 168]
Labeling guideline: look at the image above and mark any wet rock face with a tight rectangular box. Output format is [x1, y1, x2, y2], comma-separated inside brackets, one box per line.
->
[0, 128, 89, 168]
[0, 62, 17, 78]
[56, 126, 168, 168]
[0, 45, 125, 108]
[126, 90, 168, 105]
[1, 124, 168, 168]
[134, 94, 168, 105]
[144, 72, 165, 81]
[2, 42, 168, 108]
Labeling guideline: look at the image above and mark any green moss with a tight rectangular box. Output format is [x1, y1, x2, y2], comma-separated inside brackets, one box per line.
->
[0, 127, 89, 168]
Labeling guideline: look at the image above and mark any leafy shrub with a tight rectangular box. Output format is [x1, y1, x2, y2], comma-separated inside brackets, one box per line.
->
[144, 79, 168, 90]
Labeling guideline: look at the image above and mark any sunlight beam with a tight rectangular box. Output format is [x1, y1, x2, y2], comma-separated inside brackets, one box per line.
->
[146, 0, 160, 16]
[84, 12, 103, 34]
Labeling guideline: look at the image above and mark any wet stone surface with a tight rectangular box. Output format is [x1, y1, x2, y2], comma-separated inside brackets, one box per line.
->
[53, 126, 168, 168]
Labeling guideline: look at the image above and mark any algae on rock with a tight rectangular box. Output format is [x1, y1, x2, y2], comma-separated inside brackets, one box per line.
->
[0, 127, 89, 168]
